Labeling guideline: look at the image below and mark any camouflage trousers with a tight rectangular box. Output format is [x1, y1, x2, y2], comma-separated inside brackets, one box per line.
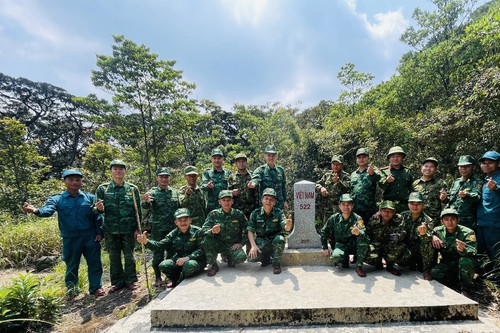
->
[330, 237, 369, 267]
[151, 228, 173, 279]
[248, 234, 286, 268]
[430, 257, 477, 291]
[159, 258, 205, 287]
[399, 239, 435, 272]
[105, 233, 137, 286]
[365, 241, 405, 267]
[201, 237, 247, 266]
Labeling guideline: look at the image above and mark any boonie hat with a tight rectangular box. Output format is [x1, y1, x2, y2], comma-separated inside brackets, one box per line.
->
[457, 155, 475, 166]
[331, 155, 344, 163]
[479, 151, 500, 162]
[110, 159, 126, 168]
[356, 148, 369, 157]
[380, 200, 396, 210]
[174, 208, 191, 218]
[262, 188, 277, 197]
[408, 192, 423, 202]
[387, 146, 406, 159]
[218, 190, 233, 199]
[184, 166, 198, 175]
[156, 167, 171, 176]
[422, 157, 438, 166]
[62, 168, 83, 178]
[264, 145, 277, 154]
[234, 153, 248, 161]
[440, 208, 459, 218]
[339, 193, 353, 202]
[211, 148, 224, 157]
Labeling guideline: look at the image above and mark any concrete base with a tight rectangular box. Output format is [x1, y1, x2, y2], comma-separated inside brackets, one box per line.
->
[150, 264, 478, 328]
[281, 247, 331, 266]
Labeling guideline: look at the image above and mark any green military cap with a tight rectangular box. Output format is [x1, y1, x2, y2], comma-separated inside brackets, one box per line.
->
[174, 208, 191, 218]
[356, 148, 369, 157]
[109, 159, 126, 168]
[234, 153, 248, 161]
[457, 155, 475, 166]
[408, 192, 423, 202]
[440, 208, 459, 218]
[184, 165, 198, 175]
[156, 167, 171, 176]
[422, 157, 438, 166]
[218, 190, 233, 199]
[379, 200, 396, 210]
[211, 148, 224, 157]
[339, 193, 353, 202]
[264, 145, 277, 154]
[331, 154, 344, 163]
[262, 188, 277, 197]
[386, 146, 406, 159]
[62, 168, 83, 178]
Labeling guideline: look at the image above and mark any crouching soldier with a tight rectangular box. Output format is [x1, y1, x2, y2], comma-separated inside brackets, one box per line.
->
[365, 200, 405, 276]
[247, 188, 293, 274]
[428, 208, 477, 297]
[136, 208, 206, 288]
[320, 194, 369, 277]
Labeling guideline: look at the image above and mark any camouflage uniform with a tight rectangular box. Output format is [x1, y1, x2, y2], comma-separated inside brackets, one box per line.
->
[252, 164, 287, 210]
[412, 177, 447, 222]
[399, 210, 434, 272]
[145, 225, 206, 287]
[444, 176, 483, 230]
[316, 170, 351, 226]
[430, 224, 477, 291]
[379, 166, 413, 213]
[201, 207, 248, 267]
[227, 169, 258, 218]
[201, 167, 231, 213]
[351, 167, 381, 223]
[247, 206, 288, 268]
[320, 212, 369, 267]
[365, 213, 405, 268]
[141, 186, 180, 280]
[179, 184, 206, 227]
[95, 180, 141, 287]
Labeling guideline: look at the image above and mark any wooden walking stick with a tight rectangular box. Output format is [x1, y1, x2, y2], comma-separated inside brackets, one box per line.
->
[131, 189, 151, 300]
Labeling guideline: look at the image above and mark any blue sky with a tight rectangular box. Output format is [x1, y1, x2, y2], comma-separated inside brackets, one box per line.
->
[0, 0, 486, 111]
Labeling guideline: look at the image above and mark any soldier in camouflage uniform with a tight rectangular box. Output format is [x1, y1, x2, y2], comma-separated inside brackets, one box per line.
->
[141, 167, 180, 286]
[365, 201, 405, 276]
[379, 146, 414, 213]
[202, 190, 248, 276]
[412, 157, 447, 222]
[320, 194, 369, 277]
[136, 208, 206, 288]
[440, 155, 483, 230]
[247, 188, 293, 274]
[201, 148, 231, 213]
[428, 208, 477, 297]
[249, 145, 288, 211]
[398, 192, 435, 279]
[179, 166, 206, 227]
[227, 153, 258, 219]
[350, 148, 381, 223]
[95, 159, 141, 292]
[316, 154, 351, 228]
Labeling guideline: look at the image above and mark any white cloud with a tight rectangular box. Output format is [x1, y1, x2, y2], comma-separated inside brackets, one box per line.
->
[219, 0, 274, 26]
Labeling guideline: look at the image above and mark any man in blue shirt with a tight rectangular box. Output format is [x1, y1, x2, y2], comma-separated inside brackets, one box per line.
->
[23, 169, 105, 299]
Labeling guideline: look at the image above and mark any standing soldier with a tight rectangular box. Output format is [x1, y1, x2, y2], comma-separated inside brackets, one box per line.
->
[201, 148, 231, 213]
[95, 159, 141, 292]
[178, 166, 206, 227]
[428, 208, 477, 297]
[249, 145, 288, 211]
[350, 148, 381, 223]
[22, 169, 105, 299]
[141, 167, 180, 287]
[247, 188, 293, 274]
[379, 146, 413, 213]
[365, 201, 405, 276]
[412, 157, 447, 221]
[320, 194, 369, 277]
[316, 154, 351, 228]
[440, 155, 483, 230]
[399, 192, 435, 280]
[227, 153, 258, 219]
[202, 190, 248, 276]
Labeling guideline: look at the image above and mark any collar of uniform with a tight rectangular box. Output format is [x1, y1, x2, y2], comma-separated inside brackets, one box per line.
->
[264, 164, 276, 171]
[62, 189, 84, 198]
[417, 177, 435, 183]
[212, 167, 225, 173]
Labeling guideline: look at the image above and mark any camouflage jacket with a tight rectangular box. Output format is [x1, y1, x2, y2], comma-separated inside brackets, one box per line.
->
[178, 184, 206, 227]
[412, 177, 447, 221]
[227, 170, 258, 215]
[444, 176, 483, 229]
[400, 210, 433, 247]
[320, 212, 366, 249]
[252, 164, 287, 209]
[141, 186, 179, 233]
[350, 168, 381, 213]
[316, 170, 351, 211]
[379, 166, 413, 203]
[366, 214, 404, 246]
[202, 208, 248, 245]
[247, 206, 287, 239]
[432, 225, 477, 261]
[200, 167, 231, 212]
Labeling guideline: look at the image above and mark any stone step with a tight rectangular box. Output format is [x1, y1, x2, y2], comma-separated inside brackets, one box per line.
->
[150, 264, 478, 328]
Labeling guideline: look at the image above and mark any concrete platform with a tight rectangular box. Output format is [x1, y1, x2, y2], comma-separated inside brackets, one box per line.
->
[150, 263, 478, 328]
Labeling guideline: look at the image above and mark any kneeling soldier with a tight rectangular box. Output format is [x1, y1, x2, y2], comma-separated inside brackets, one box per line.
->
[321, 194, 369, 277]
[136, 208, 206, 288]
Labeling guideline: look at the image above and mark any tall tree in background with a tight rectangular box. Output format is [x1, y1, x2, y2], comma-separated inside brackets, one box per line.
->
[337, 63, 374, 114]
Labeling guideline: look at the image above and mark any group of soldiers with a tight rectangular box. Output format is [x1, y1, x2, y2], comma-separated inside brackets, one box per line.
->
[22, 144, 499, 299]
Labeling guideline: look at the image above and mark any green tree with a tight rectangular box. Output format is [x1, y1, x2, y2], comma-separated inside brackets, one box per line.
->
[337, 63, 374, 114]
